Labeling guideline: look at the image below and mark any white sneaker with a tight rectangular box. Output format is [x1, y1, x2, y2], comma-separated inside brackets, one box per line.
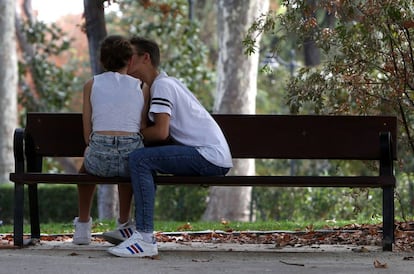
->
[107, 231, 158, 258]
[102, 220, 135, 245]
[73, 217, 92, 245]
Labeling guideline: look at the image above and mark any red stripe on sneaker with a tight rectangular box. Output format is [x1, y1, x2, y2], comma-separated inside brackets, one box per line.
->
[134, 243, 144, 252]
[120, 228, 133, 238]
[126, 246, 135, 254]
[129, 244, 140, 254]
[126, 228, 133, 237]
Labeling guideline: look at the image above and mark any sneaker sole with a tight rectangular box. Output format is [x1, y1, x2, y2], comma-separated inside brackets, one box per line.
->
[102, 234, 124, 245]
[107, 248, 159, 258]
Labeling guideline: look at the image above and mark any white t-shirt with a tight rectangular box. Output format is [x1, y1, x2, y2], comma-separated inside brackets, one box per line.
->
[91, 71, 144, 133]
[149, 72, 233, 168]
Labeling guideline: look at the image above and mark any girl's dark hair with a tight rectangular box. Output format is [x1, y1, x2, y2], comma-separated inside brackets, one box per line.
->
[99, 35, 133, 71]
[129, 36, 160, 68]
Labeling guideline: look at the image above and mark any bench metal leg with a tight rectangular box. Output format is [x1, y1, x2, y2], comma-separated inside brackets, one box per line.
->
[382, 186, 394, 251]
[379, 132, 394, 251]
[28, 184, 40, 240]
[13, 184, 24, 247]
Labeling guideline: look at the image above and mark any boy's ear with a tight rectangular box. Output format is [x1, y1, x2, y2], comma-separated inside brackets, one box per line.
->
[143, 52, 151, 64]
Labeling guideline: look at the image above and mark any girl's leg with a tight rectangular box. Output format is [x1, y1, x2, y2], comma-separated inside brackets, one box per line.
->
[117, 183, 132, 224]
[77, 184, 96, 222]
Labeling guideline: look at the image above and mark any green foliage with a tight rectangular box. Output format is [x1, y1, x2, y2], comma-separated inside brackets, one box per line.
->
[396, 172, 414, 220]
[254, 159, 384, 222]
[0, 184, 97, 224]
[243, 0, 414, 219]
[245, 0, 414, 170]
[106, 0, 215, 109]
[17, 20, 80, 123]
[252, 187, 382, 222]
[256, 68, 291, 114]
[155, 186, 209, 221]
[243, 11, 279, 56]
[0, 184, 205, 224]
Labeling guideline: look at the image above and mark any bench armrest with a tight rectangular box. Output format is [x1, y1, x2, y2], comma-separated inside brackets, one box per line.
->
[13, 128, 25, 173]
[379, 131, 394, 176]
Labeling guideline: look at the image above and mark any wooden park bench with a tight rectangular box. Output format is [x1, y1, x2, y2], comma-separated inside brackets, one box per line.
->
[9, 112, 397, 250]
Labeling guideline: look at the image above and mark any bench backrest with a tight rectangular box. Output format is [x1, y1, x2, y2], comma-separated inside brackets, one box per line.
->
[24, 112, 397, 160]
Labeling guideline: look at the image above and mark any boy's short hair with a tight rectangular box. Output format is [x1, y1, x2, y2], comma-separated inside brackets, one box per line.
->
[129, 36, 160, 68]
[100, 35, 133, 71]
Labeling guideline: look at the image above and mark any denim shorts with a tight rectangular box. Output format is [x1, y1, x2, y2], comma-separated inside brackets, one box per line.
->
[84, 133, 144, 177]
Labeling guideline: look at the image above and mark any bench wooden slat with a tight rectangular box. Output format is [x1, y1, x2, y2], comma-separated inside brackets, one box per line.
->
[9, 172, 396, 187]
[215, 114, 398, 159]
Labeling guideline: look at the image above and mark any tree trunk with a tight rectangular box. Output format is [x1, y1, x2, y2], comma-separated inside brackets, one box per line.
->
[303, 0, 320, 66]
[0, 0, 18, 183]
[202, 0, 269, 221]
[84, 0, 107, 75]
[303, 38, 320, 67]
[83, 0, 117, 220]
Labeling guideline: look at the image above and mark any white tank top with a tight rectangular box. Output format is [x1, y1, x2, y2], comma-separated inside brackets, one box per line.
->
[91, 72, 144, 133]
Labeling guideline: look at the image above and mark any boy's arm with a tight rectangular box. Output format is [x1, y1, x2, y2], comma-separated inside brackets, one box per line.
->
[141, 113, 171, 145]
[140, 83, 151, 130]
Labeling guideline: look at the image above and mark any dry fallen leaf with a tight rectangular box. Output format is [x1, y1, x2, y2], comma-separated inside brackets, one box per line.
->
[177, 222, 193, 231]
[220, 218, 229, 226]
[3, 221, 414, 252]
[373, 259, 387, 268]
[192, 259, 212, 262]
[280, 260, 305, 267]
[305, 224, 314, 232]
[352, 246, 370, 253]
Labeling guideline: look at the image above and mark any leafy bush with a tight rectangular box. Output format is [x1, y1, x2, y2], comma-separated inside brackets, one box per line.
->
[0, 184, 97, 224]
[0, 184, 208, 224]
[155, 186, 209, 221]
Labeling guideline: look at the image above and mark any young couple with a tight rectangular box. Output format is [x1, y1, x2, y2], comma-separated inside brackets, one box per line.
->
[73, 35, 233, 258]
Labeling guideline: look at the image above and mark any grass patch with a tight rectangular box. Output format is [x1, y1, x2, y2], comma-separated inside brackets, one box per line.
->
[0, 219, 382, 235]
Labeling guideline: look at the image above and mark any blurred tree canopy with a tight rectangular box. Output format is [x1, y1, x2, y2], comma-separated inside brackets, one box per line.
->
[17, 19, 79, 119]
[244, 0, 414, 172]
[244, 0, 414, 221]
[106, 0, 215, 108]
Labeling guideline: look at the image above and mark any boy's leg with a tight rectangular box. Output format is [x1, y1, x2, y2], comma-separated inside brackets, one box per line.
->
[128, 145, 228, 234]
[108, 145, 228, 256]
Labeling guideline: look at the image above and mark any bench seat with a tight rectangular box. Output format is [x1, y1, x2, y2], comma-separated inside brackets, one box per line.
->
[10, 172, 396, 187]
